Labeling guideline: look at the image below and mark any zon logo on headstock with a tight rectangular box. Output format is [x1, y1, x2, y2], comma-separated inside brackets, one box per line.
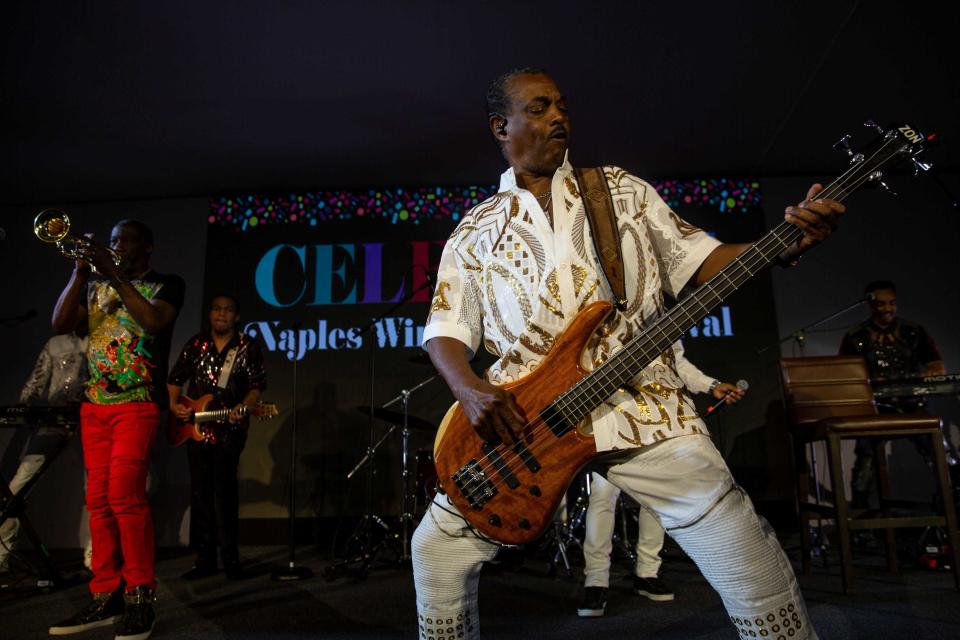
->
[897, 124, 924, 144]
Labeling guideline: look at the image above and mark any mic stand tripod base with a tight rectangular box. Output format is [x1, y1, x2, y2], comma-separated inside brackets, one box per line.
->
[271, 561, 313, 581]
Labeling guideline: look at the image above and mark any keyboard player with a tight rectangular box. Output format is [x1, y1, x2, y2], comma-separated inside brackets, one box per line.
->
[838, 279, 957, 508]
[1, 327, 88, 573]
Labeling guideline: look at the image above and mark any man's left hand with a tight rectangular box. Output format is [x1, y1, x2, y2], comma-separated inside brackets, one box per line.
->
[784, 183, 846, 256]
[228, 404, 247, 424]
[712, 383, 746, 404]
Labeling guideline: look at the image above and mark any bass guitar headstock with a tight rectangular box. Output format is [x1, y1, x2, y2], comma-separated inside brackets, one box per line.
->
[828, 120, 936, 200]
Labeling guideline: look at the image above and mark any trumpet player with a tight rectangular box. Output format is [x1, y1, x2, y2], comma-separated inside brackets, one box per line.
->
[49, 219, 184, 640]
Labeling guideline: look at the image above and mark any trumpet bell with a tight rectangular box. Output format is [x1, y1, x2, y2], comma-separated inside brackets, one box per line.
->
[34, 209, 71, 244]
[33, 208, 123, 272]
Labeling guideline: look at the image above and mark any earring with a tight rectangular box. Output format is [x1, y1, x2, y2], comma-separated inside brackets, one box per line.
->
[497, 121, 507, 135]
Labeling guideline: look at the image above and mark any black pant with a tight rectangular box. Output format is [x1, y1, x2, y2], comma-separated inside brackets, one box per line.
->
[186, 429, 247, 566]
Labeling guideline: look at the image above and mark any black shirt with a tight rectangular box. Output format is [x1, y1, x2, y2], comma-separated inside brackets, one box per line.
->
[167, 332, 267, 417]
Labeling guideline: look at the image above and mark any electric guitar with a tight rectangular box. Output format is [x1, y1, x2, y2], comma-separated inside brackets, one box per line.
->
[167, 394, 279, 446]
[433, 121, 935, 545]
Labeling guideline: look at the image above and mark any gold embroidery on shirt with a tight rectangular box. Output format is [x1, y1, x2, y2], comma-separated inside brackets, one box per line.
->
[604, 166, 627, 187]
[430, 281, 452, 312]
[630, 383, 673, 430]
[571, 265, 586, 296]
[676, 389, 700, 424]
[538, 269, 564, 319]
[519, 322, 555, 356]
[615, 320, 635, 345]
[484, 338, 502, 357]
[486, 263, 532, 343]
[498, 349, 524, 367]
[457, 243, 482, 271]
[564, 176, 580, 199]
[609, 382, 676, 444]
[610, 403, 644, 445]
[668, 210, 704, 238]
[634, 183, 649, 220]
[619, 223, 645, 315]
[491, 196, 521, 250]
[509, 223, 546, 278]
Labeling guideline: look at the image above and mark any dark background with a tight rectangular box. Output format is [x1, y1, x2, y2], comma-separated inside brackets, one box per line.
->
[1, 0, 958, 548]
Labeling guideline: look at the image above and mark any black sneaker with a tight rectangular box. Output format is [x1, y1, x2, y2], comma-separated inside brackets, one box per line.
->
[633, 575, 675, 602]
[577, 586, 608, 617]
[114, 586, 156, 640]
[49, 590, 124, 635]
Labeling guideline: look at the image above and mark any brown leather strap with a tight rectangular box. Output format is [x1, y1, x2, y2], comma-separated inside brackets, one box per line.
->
[574, 167, 627, 310]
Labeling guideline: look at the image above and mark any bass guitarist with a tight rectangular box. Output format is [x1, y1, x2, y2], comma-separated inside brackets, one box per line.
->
[167, 294, 266, 580]
[411, 68, 844, 640]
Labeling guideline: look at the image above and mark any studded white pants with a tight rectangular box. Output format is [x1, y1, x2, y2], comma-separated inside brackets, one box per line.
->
[413, 434, 816, 639]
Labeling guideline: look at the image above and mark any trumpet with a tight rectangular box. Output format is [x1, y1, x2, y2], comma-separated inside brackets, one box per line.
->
[33, 209, 122, 274]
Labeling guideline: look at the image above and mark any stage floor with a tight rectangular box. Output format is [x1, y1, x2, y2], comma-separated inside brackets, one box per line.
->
[3, 537, 959, 639]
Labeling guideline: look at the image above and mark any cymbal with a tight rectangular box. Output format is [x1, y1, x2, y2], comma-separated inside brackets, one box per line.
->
[355, 406, 435, 432]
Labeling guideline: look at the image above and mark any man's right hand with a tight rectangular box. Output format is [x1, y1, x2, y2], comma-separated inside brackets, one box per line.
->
[425, 336, 526, 445]
[454, 379, 525, 445]
[73, 233, 94, 276]
[172, 404, 192, 420]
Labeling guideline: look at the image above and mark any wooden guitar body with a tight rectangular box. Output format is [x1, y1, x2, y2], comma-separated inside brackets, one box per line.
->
[433, 301, 612, 545]
[167, 394, 279, 447]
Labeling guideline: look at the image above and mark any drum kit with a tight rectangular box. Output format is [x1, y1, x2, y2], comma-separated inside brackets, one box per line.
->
[332, 358, 642, 579]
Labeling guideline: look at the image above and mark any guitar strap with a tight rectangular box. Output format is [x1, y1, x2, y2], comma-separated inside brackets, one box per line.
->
[573, 167, 628, 311]
[216, 346, 240, 389]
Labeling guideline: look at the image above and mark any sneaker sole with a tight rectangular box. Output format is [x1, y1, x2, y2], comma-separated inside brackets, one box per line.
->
[576, 608, 605, 617]
[115, 619, 155, 640]
[49, 615, 122, 635]
[636, 590, 675, 602]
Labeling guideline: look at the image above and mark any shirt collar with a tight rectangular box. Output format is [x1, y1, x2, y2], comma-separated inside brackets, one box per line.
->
[498, 150, 573, 193]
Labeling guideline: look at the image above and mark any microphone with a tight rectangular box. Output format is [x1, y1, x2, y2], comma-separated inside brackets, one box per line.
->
[705, 379, 749, 416]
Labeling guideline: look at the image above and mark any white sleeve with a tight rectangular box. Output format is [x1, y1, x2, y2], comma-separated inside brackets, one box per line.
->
[672, 341, 716, 395]
[633, 176, 722, 299]
[421, 214, 485, 355]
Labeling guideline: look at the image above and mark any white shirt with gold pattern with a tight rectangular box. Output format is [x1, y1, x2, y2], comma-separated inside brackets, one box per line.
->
[423, 155, 721, 453]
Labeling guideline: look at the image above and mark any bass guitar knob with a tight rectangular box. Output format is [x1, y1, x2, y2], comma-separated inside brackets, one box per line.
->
[488, 514, 501, 527]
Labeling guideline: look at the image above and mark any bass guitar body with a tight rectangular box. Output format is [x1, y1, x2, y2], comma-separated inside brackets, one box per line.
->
[433, 301, 611, 545]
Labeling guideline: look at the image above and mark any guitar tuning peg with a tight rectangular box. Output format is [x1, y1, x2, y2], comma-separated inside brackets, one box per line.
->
[863, 119, 884, 134]
[911, 157, 934, 175]
[833, 134, 853, 156]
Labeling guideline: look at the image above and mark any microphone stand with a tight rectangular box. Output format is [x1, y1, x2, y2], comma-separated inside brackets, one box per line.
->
[758, 296, 868, 358]
[272, 322, 312, 581]
[325, 274, 434, 579]
[759, 294, 868, 569]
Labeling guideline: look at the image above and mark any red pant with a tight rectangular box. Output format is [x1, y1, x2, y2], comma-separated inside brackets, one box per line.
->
[81, 402, 159, 593]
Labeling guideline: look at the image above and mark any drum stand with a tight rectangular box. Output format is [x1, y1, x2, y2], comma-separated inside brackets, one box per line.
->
[542, 473, 591, 577]
[325, 374, 438, 579]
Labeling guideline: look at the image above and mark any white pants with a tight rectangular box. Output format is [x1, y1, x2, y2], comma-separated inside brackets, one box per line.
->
[583, 471, 664, 586]
[1, 429, 92, 568]
[412, 434, 817, 640]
